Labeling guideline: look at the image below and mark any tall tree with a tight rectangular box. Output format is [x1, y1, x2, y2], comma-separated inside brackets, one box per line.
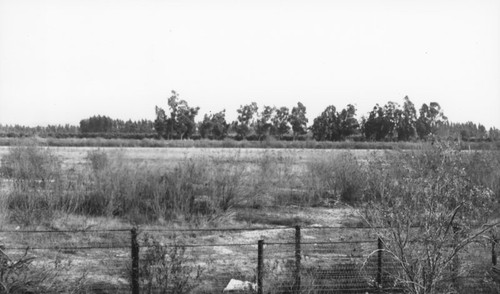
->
[311, 104, 359, 141]
[235, 102, 258, 139]
[271, 106, 290, 139]
[176, 102, 200, 139]
[489, 127, 500, 141]
[255, 105, 275, 140]
[363, 99, 420, 141]
[383, 101, 402, 140]
[363, 104, 392, 141]
[416, 102, 447, 140]
[80, 115, 113, 133]
[154, 91, 199, 139]
[310, 105, 340, 141]
[338, 104, 359, 139]
[199, 110, 229, 140]
[289, 102, 308, 140]
[396, 96, 417, 141]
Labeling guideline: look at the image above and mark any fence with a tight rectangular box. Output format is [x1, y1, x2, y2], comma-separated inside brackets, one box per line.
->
[0, 226, 499, 293]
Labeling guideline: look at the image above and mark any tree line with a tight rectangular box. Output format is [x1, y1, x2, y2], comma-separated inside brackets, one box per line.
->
[79, 116, 155, 134]
[153, 91, 500, 142]
[1, 91, 499, 142]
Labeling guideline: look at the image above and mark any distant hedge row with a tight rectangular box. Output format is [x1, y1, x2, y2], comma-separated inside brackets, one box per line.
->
[0, 132, 314, 141]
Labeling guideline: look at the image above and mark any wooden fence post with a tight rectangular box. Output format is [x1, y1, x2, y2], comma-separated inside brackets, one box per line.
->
[131, 227, 140, 294]
[377, 237, 383, 288]
[294, 225, 301, 293]
[493, 236, 497, 266]
[257, 240, 264, 294]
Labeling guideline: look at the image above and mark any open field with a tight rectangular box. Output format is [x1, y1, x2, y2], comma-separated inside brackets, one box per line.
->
[0, 146, 383, 168]
[1, 136, 499, 150]
[1, 143, 500, 293]
[0, 145, 382, 229]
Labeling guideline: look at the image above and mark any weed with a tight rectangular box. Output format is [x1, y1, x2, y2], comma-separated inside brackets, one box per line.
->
[0, 245, 87, 293]
[304, 151, 366, 206]
[0, 141, 61, 185]
[85, 149, 109, 172]
[139, 233, 204, 294]
[0, 142, 63, 225]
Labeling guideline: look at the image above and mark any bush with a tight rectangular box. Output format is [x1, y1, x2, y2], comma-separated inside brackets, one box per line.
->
[78, 153, 232, 223]
[0, 142, 64, 225]
[86, 149, 109, 172]
[0, 246, 87, 293]
[139, 234, 204, 294]
[7, 190, 53, 226]
[0, 141, 61, 183]
[463, 150, 500, 204]
[363, 142, 498, 294]
[333, 152, 366, 204]
[305, 151, 366, 206]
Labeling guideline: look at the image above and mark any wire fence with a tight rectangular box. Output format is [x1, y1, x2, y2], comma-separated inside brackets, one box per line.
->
[0, 226, 499, 293]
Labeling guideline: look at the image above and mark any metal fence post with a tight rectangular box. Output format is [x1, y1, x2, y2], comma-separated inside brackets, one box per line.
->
[258, 240, 264, 294]
[377, 237, 383, 287]
[131, 227, 140, 294]
[294, 225, 301, 293]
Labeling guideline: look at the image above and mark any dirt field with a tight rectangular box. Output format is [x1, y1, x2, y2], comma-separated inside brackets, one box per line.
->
[0, 145, 383, 165]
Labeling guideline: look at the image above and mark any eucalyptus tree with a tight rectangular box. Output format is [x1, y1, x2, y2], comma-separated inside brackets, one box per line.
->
[271, 106, 290, 139]
[311, 104, 359, 141]
[199, 110, 229, 140]
[289, 102, 308, 140]
[310, 105, 340, 141]
[396, 96, 418, 141]
[255, 105, 275, 140]
[154, 91, 200, 139]
[416, 102, 447, 140]
[235, 102, 258, 139]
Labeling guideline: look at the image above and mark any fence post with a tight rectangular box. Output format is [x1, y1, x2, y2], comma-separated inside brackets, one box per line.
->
[377, 237, 383, 288]
[452, 225, 460, 287]
[131, 227, 140, 294]
[257, 240, 264, 294]
[294, 225, 301, 293]
[493, 236, 497, 266]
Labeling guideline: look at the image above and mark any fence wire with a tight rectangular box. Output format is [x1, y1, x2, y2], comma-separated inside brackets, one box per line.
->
[1, 227, 499, 293]
[0, 229, 131, 293]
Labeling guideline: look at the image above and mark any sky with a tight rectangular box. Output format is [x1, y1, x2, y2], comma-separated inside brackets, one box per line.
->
[0, 0, 499, 129]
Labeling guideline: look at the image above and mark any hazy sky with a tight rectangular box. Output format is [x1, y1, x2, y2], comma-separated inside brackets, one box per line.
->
[1, 0, 499, 128]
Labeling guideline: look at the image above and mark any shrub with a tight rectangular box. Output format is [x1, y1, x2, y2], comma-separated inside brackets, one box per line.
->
[0, 141, 61, 183]
[333, 152, 366, 204]
[7, 190, 53, 226]
[0, 246, 87, 293]
[0, 142, 63, 225]
[86, 149, 109, 172]
[363, 142, 498, 294]
[463, 150, 500, 204]
[78, 153, 224, 223]
[305, 151, 366, 206]
[139, 234, 204, 294]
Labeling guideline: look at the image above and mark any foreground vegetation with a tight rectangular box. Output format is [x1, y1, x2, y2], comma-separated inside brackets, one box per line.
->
[1, 141, 500, 293]
[1, 140, 499, 226]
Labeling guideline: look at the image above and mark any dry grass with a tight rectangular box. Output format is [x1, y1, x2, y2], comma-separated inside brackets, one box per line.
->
[1, 142, 499, 293]
[0, 136, 437, 150]
[0, 145, 377, 227]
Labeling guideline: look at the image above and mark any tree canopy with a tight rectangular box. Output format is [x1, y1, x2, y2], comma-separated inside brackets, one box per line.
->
[154, 91, 200, 139]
